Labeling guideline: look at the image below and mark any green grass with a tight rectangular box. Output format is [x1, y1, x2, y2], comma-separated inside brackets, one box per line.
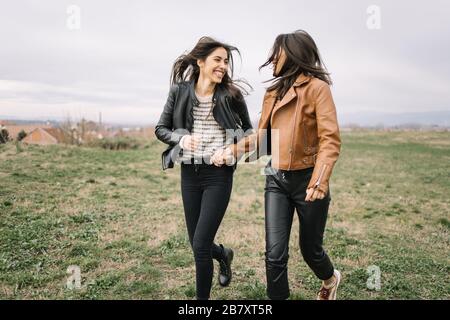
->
[0, 130, 449, 299]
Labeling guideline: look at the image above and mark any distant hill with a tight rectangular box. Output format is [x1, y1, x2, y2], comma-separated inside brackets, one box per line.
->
[0, 118, 60, 127]
[2, 110, 449, 128]
[338, 110, 450, 128]
[0, 117, 143, 129]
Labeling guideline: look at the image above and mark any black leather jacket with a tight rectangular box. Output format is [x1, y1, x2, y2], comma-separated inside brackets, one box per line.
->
[155, 80, 253, 169]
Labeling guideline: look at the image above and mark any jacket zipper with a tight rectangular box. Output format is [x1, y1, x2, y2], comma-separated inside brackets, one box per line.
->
[287, 96, 299, 170]
[314, 164, 327, 188]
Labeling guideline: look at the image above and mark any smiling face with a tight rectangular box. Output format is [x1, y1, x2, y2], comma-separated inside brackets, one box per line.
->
[272, 48, 287, 77]
[197, 47, 229, 84]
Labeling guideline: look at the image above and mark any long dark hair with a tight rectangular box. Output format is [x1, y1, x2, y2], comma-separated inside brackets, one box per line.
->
[260, 30, 332, 100]
[170, 36, 251, 99]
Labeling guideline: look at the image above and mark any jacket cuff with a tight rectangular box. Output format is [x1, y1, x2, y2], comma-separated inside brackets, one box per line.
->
[307, 161, 334, 195]
[229, 132, 258, 161]
[178, 135, 188, 149]
[171, 132, 186, 146]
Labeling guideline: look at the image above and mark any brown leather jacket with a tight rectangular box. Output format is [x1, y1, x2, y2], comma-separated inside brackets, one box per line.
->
[230, 73, 341, 195]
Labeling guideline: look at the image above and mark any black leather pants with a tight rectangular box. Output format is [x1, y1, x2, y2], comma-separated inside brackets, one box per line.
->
[264, 164, 334, 300]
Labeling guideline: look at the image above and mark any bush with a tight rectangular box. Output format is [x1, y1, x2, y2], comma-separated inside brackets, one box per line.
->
[0, 128, 9, 144]
[17, 130, 27, 141]
[87, 137, 142, 150]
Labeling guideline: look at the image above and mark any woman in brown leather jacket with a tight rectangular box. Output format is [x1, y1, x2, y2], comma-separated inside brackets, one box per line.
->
[212, 30, 342, 300]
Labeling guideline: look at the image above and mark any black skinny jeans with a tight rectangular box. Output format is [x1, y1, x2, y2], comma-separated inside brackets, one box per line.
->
[180, 162, 234, 300]
[264, 164, 334, 300]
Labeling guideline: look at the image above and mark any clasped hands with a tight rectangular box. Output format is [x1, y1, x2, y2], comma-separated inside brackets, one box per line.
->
[210, 147, 235, 167]
[181, 135, 235, 167]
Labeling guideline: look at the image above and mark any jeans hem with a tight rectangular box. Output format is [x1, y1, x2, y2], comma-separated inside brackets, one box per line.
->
[267, 291, 290, 300]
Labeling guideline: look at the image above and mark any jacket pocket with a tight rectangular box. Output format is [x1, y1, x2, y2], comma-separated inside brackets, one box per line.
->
[302, 122, 312, 154]
[302, 122, 318, 155]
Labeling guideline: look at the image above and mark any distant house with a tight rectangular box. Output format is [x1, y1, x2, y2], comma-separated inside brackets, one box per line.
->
[5, 124, 53, 141]
[22, 128, 65, 145]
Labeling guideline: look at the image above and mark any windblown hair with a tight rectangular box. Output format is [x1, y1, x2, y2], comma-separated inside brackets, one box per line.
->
[260, 30, 332, 100]
[171, 36, 251, 99]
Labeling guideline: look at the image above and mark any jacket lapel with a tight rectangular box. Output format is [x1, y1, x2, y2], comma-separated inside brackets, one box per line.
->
[259, 91, 277, 129]
[272, 86, 297, 115]
[185, 80, 198, 130]
[270, 73, 311, 117]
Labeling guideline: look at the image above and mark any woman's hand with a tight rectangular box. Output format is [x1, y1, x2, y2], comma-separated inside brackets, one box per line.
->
[211, 147, 234, 167]
[180, 135, 200, 151]
[305, 187, 326, 202]
[210, 149, 224, 166]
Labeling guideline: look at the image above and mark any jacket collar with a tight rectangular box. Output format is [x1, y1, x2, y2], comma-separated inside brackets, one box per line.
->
[263, 73, 312, 117]
[293, 73, 311, 87]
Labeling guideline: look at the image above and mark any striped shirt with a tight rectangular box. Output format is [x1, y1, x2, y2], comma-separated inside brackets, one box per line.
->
[178, 94, 227, 163]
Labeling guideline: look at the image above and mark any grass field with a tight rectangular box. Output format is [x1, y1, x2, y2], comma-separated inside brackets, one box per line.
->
[0, 130, 449, 300]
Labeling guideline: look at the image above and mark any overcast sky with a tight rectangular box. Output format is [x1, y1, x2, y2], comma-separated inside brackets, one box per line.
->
[1, 0, 449, 125]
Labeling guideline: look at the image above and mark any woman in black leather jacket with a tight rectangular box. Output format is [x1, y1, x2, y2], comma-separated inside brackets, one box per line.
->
[155, 36, 252, 300]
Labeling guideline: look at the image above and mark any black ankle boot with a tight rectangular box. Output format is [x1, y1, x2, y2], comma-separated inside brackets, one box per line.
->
[218, 244, 234, 287]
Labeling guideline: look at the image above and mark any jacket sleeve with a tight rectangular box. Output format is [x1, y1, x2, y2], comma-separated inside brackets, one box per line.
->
[229, 131, 258, 161]
[154, 84, 186, 146]
[226, 93, 257, 161]
[307, 83, 341, 195]
[229, 91, 273, 161]
[229, 112, 262, 161]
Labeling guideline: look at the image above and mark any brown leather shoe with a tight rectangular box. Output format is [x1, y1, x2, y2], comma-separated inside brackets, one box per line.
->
[317, 270, 341, 300]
